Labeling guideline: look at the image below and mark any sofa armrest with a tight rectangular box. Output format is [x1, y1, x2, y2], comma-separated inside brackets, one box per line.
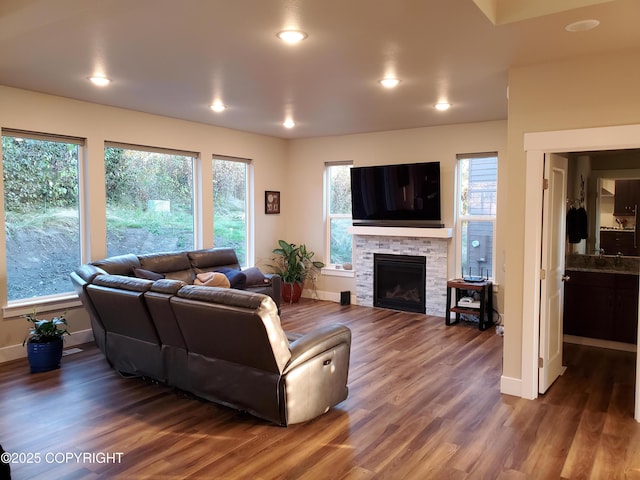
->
[284, 323, 351, 373]
[265, 273, 281, 307]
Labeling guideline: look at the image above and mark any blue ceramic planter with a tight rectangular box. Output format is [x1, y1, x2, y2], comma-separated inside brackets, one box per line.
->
[26, 338, 63, 373]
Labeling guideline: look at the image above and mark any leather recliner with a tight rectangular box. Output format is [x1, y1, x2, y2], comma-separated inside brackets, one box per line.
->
[71, 248, 351, 425]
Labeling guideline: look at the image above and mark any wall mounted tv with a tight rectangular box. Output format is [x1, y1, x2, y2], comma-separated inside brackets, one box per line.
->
[350, 161, 443, 227]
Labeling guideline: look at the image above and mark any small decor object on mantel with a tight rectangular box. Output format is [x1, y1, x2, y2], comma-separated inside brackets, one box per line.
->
[23, 312, 70, 373]
[265, 190, 281, 214]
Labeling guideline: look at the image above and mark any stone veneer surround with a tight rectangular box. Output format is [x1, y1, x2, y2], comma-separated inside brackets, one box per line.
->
[353, 235, 448, 316]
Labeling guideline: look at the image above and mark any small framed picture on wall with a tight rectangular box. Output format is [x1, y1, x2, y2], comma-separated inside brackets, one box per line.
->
[265, 191, 280, 214]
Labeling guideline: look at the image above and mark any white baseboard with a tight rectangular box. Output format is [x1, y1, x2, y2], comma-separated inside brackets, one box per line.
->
[564, 334, 637, 352]
[0, 328, 94, 364]
[500, 375, 522, 397]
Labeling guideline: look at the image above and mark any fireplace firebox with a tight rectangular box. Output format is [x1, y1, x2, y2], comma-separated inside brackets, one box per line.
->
[374, 253, 426, 314]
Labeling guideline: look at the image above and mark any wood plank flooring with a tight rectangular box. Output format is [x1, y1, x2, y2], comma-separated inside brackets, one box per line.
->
[1, 299, 639, 479]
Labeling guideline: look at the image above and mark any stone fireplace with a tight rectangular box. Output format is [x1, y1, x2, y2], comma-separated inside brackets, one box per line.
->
[351, 227, 450, 316]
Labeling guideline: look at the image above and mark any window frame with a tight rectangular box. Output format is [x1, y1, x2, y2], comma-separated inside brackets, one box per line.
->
[455, 152, 498, 281]
[1, 128, 87, 315]
[323, 161, 354, 274]
[104, 141, 198, 258]
[212, 155, 253, 267]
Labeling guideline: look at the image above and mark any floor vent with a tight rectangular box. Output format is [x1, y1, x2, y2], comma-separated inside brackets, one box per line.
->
[62, 347, 84, 356]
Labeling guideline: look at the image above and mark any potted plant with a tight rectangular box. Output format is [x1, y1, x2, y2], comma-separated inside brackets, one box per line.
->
[23, 312, 70, 373]
[270, 240, 325, 303]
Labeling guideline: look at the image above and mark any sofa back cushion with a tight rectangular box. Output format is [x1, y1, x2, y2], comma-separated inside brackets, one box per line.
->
[188, 247, 240, 272]
[171, 286, 290, 373]
[87, 275, 160, 344]
[92, 253, 140, 276]
[138, 252, 194, 284]
[144, 279, 187, 348]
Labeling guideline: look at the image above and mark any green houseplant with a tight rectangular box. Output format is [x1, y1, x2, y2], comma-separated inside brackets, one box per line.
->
[23, 312, 70, 373]
[270, 240, 325, 303]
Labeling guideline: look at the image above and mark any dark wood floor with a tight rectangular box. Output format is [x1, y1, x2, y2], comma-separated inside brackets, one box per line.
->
[1, 299, 639, 479]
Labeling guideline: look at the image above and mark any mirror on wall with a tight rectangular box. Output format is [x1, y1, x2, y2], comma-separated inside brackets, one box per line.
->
[567, 149, 640, 258]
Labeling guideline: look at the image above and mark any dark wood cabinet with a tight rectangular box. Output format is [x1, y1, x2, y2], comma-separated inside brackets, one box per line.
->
[599, 230, 637, 256]
[564, 269, 639, 344]
[613, 179, 640, 216]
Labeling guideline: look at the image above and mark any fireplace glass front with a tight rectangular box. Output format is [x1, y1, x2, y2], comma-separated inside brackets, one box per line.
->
[374, 253, 426, 314]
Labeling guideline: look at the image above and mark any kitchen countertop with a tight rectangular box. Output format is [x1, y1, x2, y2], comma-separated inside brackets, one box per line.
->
[565, 254, 640, 275]
[600, 227, 635, 232]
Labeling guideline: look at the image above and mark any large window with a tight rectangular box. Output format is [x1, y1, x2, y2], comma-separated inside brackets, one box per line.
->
[2, 130, 82, 301]
[456, 153, 498, 279]
[213, 156, 250, 266]
[325, 162, 352, 266]
[105, 143, 195, 257]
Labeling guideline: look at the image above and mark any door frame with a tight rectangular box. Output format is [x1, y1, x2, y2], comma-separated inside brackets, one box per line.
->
[521, 124, 640, 421]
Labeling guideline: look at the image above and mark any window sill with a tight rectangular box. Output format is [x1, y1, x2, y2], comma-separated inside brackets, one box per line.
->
[3, 293, 82, 320]
[321, 266, 355, 278]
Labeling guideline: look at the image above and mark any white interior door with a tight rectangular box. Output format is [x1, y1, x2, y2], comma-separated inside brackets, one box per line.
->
[539, 153, 568, 394]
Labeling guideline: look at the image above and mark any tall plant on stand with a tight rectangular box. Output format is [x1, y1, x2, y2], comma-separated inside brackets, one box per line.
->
[270, 240, 325, 303]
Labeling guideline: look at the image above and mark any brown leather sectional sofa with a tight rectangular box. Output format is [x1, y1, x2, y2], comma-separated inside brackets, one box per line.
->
[71, 247, 351, 426]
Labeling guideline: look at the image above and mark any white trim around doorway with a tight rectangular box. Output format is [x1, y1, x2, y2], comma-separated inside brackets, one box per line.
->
[521, 123, 640, 421]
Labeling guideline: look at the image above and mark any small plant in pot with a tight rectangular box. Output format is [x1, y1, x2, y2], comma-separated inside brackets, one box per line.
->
[23, 312, 70, 373]
[270, 240, 325, 303]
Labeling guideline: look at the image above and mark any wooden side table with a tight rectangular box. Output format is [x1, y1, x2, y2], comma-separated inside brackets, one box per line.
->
[445, 278, 493, 331]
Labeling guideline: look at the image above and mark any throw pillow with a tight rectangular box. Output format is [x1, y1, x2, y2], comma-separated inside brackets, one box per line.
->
[194, 272, 231, 288]
[133, 267, 165, 281]
[216, 267, 247, 289]
[243, 267, 268, 286]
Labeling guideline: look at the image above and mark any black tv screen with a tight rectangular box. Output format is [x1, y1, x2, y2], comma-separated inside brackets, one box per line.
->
[350, 162, 442, 227]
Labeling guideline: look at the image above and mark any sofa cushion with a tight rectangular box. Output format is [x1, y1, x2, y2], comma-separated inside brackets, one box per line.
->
[91, 253, 141, 276]
[74, 263, 107, 283]
[150, 278, 186, 294]
[92, 274, 154, 292]
[243, 267, 268, 286]
[188, 247, 240, 270]
[194, 272, 231, 288]
[176, 284, 266, 309]
[133, 268, 165, 281]
[138, 252, 194, 284]
[138, 252, 192, 272]
[217, 267, 247, 289]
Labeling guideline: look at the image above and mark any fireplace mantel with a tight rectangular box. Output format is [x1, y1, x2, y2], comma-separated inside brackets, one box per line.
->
[349, 226, 452, 239]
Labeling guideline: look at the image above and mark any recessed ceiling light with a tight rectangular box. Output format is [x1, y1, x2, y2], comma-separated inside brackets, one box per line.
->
[89, 76, 111, 87]
[379, 78, 400, 89]
[434, 102, 451, 111]
[210, 102, 226, 112]
[565, 19, 600, 32]
[276, 30, 308, 44]
[283, 119, 296, 129]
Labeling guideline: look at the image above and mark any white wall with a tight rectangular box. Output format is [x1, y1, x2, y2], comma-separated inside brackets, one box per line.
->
[504, 48, 640, 390]
[287, 120, 508, 302]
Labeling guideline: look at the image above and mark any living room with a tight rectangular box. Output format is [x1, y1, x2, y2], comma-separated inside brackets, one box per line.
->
[1, 0, 640, 477]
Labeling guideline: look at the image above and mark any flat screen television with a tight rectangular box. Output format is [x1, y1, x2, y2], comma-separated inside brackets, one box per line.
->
[350, 161, 443, 227]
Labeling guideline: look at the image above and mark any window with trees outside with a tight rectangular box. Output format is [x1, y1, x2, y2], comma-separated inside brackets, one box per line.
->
[2, 130, 83, 301]
[105, 143, 196, 257]
[213, 156, 250, 266]
[456, 153, 498, 279]
[325, 162, 353, 267]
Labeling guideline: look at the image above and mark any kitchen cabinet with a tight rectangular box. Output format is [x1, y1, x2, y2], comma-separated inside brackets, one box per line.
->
[613, 179, 640, 216]
[564, 269, 639, 344]
[599, 230, 637, 256]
